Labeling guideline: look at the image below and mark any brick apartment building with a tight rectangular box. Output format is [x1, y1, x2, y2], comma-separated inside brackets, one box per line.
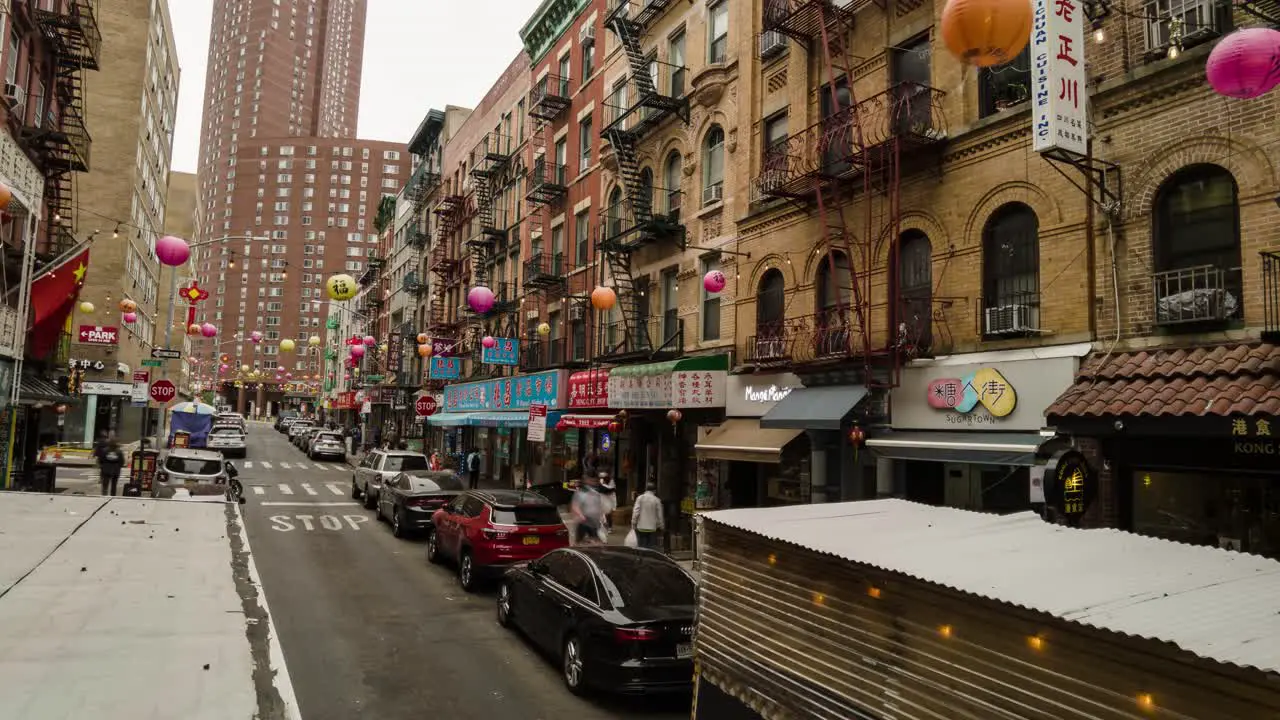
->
[192, 0, 409, 414]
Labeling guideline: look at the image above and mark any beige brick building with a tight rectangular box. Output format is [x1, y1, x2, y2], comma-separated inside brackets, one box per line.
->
[67, 0, 179, 375]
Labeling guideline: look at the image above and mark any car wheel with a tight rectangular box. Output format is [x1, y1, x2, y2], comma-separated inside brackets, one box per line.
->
[497, 581, 514, 627]
[562, 634, 586, 694]
[362, 487, 376, 510]
[426, 531, 441, 564]
[391, 509, 406, 538]
[350, 481, 361, 500]
[458, 550, 477, 592]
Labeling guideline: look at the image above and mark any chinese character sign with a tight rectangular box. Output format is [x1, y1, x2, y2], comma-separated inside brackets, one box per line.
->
[607, 372, 672, 409]
[429, 356, 461, 380]
[568, 369, 610, 409]
[672, 370, 727, 409]
[1032, 0, 1088, 155]
[927, 368, 1017, 418]
[481, 338, 520, 366]
[443, 370, 564, 412]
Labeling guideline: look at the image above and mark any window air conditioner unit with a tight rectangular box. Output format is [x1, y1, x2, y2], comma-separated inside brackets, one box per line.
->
[759, 31, 788, 58]
[579, 23, 596, 43]
[569, 301, 587, 321]
[983, 304, 1033, 335]
[703, 183, 724, 205]
[3, 83, 25, 108]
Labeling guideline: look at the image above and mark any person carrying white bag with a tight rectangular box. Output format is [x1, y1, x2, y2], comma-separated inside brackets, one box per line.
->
[629, 482, 664, 551]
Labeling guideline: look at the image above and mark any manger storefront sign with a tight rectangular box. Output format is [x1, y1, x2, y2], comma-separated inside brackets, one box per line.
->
[726, 372, 802, 417]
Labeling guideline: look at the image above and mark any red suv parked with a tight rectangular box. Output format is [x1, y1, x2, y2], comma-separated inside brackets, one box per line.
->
[428, 490, 570, 591]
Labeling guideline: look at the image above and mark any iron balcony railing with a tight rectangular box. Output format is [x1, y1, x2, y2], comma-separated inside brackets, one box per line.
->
[1263, 252, 1280, 342]
[526, 157, 568, 204]
[599, 315, 683, 360]
[601, 60, 688, 140]
[470, 132, 515, 178]
[1152, 264, 1242, 327]
[599, 185, 684, 249]
[520, 336, 590, 371]
[529, 74, 572, 121]
[523, 251, 566, 288]
[753, 82, 946, 201]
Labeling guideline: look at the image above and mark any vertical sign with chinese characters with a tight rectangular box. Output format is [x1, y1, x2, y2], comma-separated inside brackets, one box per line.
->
[1032, 0, 1088, 155]
[481, 338, 520, 366]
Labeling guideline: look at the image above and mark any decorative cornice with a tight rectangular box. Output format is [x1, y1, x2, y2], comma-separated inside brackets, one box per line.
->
[520, 0, 589, 65]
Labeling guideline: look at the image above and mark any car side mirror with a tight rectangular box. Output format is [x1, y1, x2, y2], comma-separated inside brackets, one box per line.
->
[529, 562, 546, 575]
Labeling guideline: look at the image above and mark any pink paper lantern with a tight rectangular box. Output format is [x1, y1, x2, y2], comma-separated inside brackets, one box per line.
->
[122, 311, 138, 323]
[155, 235, 191, 267]
[250, 330, 263, 343]
[200, 322, 217, 338]
[703, 269, 727, 294]
[362, 335, 376, 346]
[468, 285, 495, 314]
[482, 335, 497, 349]
[1206, 28, 1280, 99]
[219, 364, 228, 372]
[350, 344, 366, 358]
[285, 373, 293, 379]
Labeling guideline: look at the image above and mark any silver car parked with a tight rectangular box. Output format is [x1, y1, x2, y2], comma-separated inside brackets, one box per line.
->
[351, 450, 430, 510]
[152, 448, 231, 499]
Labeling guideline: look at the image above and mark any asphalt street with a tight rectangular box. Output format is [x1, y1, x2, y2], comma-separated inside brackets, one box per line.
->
[237, 423, 689, 720]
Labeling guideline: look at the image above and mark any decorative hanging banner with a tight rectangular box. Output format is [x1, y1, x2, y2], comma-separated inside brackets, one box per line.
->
[1032, 0, 1089, 155]
[429, 356, 461, 380]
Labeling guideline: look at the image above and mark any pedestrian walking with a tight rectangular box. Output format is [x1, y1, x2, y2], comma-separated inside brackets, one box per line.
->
[466, 448, 481, 489]
[631, 482, 665, 551]
[94, 434, 125, 497]
[429, 450, 444, 471]
[598, 474, 617, 531]
[571, 475, 607, 545]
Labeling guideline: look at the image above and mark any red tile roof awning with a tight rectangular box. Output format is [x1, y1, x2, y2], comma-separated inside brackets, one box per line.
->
[1046, 343, 1280, 422]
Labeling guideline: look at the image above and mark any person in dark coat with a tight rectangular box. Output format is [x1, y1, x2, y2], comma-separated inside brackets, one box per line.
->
[94, 434, 125, 497]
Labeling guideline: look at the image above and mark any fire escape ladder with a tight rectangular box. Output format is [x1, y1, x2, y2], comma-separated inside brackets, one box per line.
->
[603, 247, 650, 356]
[608, 14, 657, 98]
[606, 127, 651, 230]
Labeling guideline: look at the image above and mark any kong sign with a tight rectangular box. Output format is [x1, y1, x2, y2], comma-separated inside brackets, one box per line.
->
[78, 325, 119, 345]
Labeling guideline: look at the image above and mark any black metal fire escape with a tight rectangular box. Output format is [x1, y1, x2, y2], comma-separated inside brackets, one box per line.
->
[599, 0, 688, 361]
[427, 192, 464, 335]
[27, 0, 101, 255]
[466, 133, 515, 378]
[523, 73, 571, 302]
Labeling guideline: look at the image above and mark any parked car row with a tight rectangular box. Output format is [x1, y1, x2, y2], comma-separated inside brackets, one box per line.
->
[351, 463, 697, 698]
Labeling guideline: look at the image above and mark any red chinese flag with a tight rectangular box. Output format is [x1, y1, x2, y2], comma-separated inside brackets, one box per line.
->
[29, 249, 90, 358]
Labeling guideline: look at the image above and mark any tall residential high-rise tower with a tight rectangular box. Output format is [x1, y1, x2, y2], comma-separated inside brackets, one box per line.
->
[192, 0, 405, 410]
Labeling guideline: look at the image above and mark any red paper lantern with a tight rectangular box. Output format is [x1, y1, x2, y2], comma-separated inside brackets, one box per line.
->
[848, 425, 867, 447]
[666, 408, 683, 425]
[555, 419, 569, 432]
[607, 421, 621, 433]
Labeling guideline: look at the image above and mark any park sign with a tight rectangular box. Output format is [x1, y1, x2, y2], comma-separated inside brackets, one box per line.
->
[78, 325, 118, 345]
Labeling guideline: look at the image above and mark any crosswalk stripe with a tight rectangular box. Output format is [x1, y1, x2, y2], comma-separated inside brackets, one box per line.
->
[280, 462, 292, 470]
[326, 483, 343, 495]
[279, 484, 294, 495]
[300, 483, 317, 496]
[253, 486, 265, 495]
[244, 461, 254, 469]
[261, 462, 272, 469]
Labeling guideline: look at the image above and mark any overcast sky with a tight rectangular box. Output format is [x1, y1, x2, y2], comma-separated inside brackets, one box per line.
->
[169, 0, 545, 174]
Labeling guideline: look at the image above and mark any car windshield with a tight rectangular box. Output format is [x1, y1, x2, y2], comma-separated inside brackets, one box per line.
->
[405, 473, 462, 491]
[164, 456, 223, 476]
[315, 433, 343, 443]
[490, 504, 561, 526]
[596, 557, 696, 609]
[382, 455, 428, 472]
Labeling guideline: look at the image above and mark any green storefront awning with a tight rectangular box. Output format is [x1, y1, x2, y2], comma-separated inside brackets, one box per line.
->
[612, 354, 729, 378]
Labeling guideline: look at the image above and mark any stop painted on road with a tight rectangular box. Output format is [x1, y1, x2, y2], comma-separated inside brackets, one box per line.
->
[270, 514, 368, 531]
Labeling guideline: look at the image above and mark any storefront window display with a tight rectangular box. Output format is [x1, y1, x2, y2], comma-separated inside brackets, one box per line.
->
[1132, 469, 1280, 558]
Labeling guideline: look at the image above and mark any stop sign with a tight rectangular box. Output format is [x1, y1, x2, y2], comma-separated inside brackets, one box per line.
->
[415, 395, 437, 417]
[149, 379, 176, 403]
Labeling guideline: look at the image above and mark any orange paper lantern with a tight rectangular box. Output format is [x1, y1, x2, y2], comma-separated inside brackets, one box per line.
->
[0, 182, 12, 209]
[940, 0, 1032, 68]
[590, 286, 617, 311]
[417, 343, 431, 357]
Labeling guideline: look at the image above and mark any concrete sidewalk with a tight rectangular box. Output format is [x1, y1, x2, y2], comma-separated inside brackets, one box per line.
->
[0, 493, 295, 719]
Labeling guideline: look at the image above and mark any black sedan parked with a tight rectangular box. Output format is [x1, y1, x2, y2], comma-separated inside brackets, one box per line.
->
[498, 546, 696, 696]
[376, 470, 464, 538]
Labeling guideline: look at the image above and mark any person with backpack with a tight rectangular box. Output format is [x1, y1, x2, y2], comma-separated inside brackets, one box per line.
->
[466, 448, 481, 489]
[94, 434, 125, 497]
[571, 474, 607, 545]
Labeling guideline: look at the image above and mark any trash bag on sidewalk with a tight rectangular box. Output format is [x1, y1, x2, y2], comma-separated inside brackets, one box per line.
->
[624, 529, 638, 548]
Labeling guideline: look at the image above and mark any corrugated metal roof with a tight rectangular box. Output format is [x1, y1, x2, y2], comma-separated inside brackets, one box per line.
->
[703, 499, 1280, 676]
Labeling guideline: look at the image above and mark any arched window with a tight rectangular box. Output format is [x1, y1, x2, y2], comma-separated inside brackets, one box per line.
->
[606, 185, 624, 240]
[981, 203, 1039, 337]
[815, 251, 852, 356]
[663, 150, 682, 216]
[702, 126, 725, 206]
[755, 269, 786, 361]
[898, 230, 932, 354]
[1153, 164, 1242, 325]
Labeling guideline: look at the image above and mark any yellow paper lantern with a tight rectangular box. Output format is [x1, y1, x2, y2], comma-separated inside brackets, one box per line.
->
[308, 335, 321, 347]
[118, 299, 137, 313]
[536, 322, 551, 336]
[78, 301, 95, 314]
[279, 338, 296, 352]
[326, 273, 358, 301]
[241, 364, 250, 372]
[590, 286, 617, 311]
[187, 323, 202, 336]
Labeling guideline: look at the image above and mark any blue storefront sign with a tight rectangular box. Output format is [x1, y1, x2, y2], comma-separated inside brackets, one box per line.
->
[443, 370, 565, 412]
[481, 338, 519, 366]
[429, 356, 461, 380]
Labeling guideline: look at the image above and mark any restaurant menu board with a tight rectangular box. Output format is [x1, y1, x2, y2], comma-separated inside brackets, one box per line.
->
[131, 451, 158, 492]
